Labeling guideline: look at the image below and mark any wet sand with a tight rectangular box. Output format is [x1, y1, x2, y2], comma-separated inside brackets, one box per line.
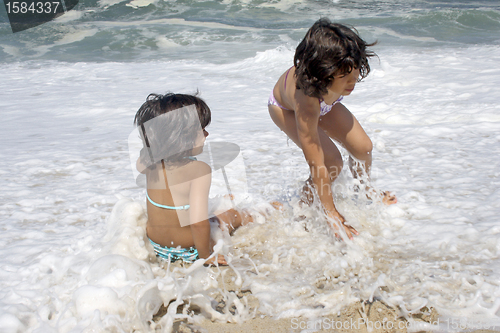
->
[154, 265, 500, 333]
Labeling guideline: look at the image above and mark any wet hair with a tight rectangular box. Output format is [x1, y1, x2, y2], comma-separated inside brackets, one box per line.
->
[294, 18, 377, 98]
[134, 92, 211, 166]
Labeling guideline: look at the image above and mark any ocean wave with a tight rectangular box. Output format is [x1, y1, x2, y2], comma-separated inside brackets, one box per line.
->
[0, 0, 498, 63]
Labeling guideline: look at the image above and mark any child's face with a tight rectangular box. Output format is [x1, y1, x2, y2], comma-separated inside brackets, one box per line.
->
[328, 68, 360, 96]
[192, 128, 209, 155]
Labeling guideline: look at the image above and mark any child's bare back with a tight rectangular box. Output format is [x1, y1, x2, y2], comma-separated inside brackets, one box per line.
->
[134, 93, 257, 266]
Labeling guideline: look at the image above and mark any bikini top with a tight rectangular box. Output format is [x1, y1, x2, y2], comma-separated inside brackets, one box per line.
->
[319, 96, 343, 116]
[145, 157, 197, 211]
[146, 192, 190, 210]
[285, 67, 343, 116]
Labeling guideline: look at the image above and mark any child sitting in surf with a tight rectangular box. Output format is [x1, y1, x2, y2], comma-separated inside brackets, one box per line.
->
[134, 93, 254, 266]
[268, 18, 397, 239]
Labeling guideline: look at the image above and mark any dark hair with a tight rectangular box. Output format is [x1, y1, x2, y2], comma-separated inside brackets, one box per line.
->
[294, 19, 377, 98]
[134, 92, 211, 166]
[134, 92, 211, 129]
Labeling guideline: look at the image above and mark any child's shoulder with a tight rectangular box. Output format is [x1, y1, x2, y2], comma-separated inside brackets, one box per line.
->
[191, 159, 211, 170]
[185, 159, 212, 178]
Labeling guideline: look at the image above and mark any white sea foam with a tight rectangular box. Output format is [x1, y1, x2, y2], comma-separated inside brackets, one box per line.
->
[0, 44, 500, 331]
[98, 0, 128, 8]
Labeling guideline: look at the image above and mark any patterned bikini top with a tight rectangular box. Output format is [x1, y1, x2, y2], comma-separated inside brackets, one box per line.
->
[284, 67, 344, 116]
[319, 96, 343, 116]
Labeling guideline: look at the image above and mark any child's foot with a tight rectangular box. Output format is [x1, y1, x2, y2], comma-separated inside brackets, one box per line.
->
[204, 253, 228, 266]
[366, 189, 397, 205]
[250, 201, 284, 221]
[382, 191, 397, 205]
[270, 201, 284, 211]
[299, 177, 315, 206]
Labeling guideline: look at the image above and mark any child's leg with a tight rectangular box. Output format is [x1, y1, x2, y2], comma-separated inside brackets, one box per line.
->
[269, 105, 344, 183]
[318, 103, 372, 171]
[215, 201, 283, 234]
[216, 209, 253, 234]
[318, 103, 396, 204]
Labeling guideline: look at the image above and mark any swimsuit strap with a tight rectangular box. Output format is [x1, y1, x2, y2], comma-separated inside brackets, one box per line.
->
[284, 67, 292, 90]
[146, 159, 190, 210]
[146, 192, 190, 210]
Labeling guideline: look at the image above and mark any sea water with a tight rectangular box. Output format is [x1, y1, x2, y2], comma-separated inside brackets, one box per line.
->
[1, 0, 500, 332]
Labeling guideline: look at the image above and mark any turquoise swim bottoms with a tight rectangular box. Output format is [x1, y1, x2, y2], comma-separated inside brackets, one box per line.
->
[148, 238, 199, 262]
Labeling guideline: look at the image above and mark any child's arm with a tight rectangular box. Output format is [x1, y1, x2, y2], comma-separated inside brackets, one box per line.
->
[294, 93, 357, 239]
[294, 95, 337, 213]
[188, 162, 212, 259]
[188, 162, 226, 265]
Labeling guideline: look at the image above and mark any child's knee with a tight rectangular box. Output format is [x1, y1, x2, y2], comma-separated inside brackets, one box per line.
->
[365, 138, 373, 154]
[353, 138, 373, 160]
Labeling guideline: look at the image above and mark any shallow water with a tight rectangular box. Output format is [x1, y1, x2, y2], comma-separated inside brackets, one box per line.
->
[1, 0, 500, 332]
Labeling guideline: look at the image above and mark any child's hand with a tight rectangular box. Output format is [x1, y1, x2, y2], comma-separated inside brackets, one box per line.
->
[327, 211, 358, 240]
[204, 254, 227, 266]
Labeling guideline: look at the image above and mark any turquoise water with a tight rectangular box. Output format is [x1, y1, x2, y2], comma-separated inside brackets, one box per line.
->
[1, 0, 499, 63]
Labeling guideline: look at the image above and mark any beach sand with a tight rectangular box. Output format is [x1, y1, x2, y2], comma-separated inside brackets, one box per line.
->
[153, 264, 500, 333]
